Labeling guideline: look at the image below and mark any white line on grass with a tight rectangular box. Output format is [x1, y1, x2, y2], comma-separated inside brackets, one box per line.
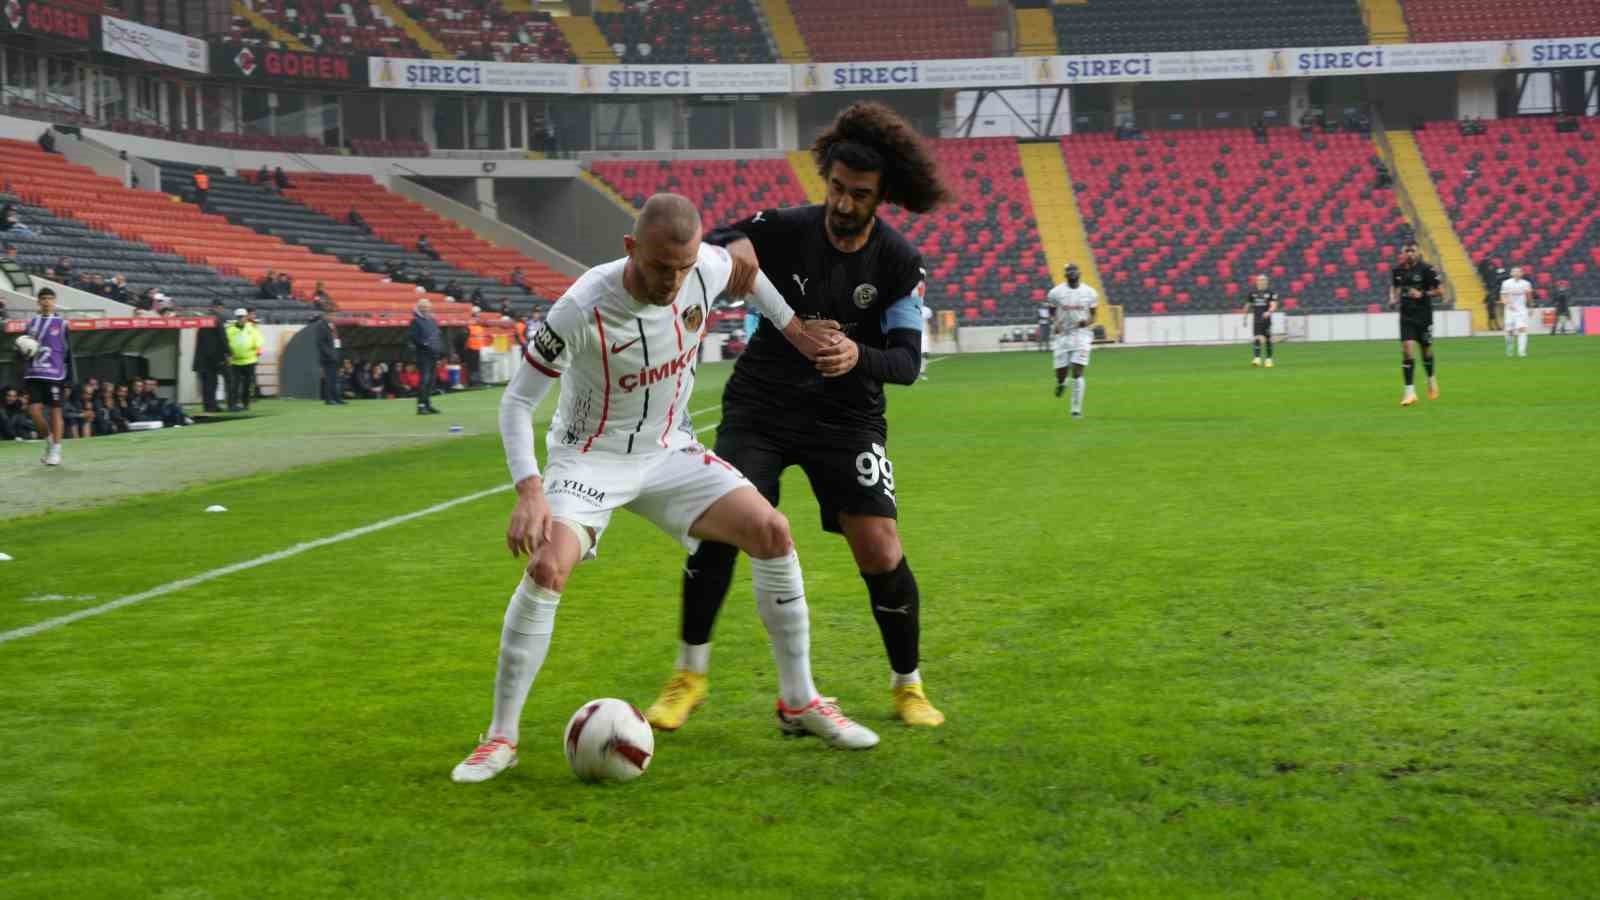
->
[0, 417, 724, 646]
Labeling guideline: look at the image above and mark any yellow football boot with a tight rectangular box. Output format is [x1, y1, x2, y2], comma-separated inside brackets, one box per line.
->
[893, 683, 946, 727]
[645, 671, 708, 731]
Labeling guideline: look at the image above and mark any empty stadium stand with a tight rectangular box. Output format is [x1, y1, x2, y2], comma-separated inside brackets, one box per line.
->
[1400, 0, 1600, 43]
[397, 0, 574, 62]
[790, 0, 1001, 62]
[1052, 0, 1366, 54]
[590, 139, 1055, 325]
[0, 140, 463, 317]
[277, 173, 574, 302]
[1413, 116, 1600, 299]
[594, 0, 774, 64]
[1061, 129, 1411, 314]
[146, 162, 537, 314]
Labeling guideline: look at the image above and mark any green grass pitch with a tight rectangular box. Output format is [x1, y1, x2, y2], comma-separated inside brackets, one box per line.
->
[2, 337, 1597, 898]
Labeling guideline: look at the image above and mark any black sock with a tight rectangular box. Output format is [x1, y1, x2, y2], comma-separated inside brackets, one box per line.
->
[1402, 359, 1415, 386]
[1265, 336, 1273, 358]
[681, 541, 739, 645]
[1252, 343, 1260, 358]
[1423, 356, 1435, 377]
[862, 558, 920, 676]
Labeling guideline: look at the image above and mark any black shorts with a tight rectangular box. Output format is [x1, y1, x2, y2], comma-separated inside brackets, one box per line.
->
[23, 378, 65, 408]
[1400, 319, 1433, 347]
[1252, 317, 1272, 337]
[714, 424, 897, 534]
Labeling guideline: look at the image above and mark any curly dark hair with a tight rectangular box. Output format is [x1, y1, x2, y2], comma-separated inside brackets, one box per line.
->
[811, 102, 950, 214]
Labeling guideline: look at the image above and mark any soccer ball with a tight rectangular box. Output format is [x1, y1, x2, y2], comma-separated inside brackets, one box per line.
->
[563, 698, 654, 783]
[14, 335, 39, 358]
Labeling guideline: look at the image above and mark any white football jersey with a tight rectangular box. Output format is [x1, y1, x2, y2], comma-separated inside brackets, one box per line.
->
[526, 243, 734, 457]
[1500, 277, 1532, 317]
[1049, 282, 1099, 334]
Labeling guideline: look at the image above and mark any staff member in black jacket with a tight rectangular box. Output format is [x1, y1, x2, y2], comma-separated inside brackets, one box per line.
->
[193, 301, 230, 412]
[311, 304, 346, 405]
[407, 299, 444, 415]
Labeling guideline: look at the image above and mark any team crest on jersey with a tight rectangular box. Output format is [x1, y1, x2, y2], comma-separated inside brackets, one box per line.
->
[853, 283, 878, 309]
[532, 326, 565, 363]
[682, 304, 704, 333]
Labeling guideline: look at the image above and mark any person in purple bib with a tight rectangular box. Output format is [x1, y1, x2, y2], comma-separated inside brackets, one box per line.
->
[22, 287, 73, 466]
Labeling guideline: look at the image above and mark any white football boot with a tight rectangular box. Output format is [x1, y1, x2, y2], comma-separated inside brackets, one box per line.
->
[451, 735, 518, 783]
[776, 697, 879, 749]
[44, 441, 61, 466]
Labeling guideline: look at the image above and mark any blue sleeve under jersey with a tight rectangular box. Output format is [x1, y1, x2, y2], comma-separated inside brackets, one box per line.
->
[881, 295, 923, 333]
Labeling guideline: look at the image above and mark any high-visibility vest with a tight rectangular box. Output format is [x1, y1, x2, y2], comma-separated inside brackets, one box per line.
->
[193, 173, 210, 191]
[466, 322, 487, 351]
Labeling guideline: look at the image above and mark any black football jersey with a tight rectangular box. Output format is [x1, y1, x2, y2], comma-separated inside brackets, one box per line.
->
[1247, 290, 1279, 319]
[1391, 261, 1441, 320]
[705, 205, 924, 438]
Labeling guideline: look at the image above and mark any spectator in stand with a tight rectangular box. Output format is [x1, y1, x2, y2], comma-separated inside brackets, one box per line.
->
[1, 203, 37, 236]
[274, 167, 291, 192]
[192, 169, 210, 210]
[138, 378, 189, 427]
[348, 209, 370, 232]
[417, 234, 440, 260]
[337, 359, 356, 399]
[509, 267, 531, 295]
[397, 362, 421, 397]
[55, 257, 75, 284]
[257, 164, 273, 192]
[1252, 120, 1268, 144]
[310, 303, 345, 406]
[92, 382, 117, 434]
[441, 279, 463, 301]
[63, 384, 92, 439]
[109, 383, 133, 430]
[38, 129, 56, 154]
[312, 282, 332, 306]
[384, 259, 412, 284]
[226, 308, 263, 411]
[469, 287, 486, 308]
[258, 270, 279, 300]
[276, 272, 293, 299]
[1373, 157, 1393, 190]
[358, 255, 383, 273]
[416, 270, 439, 293]
[352, 362, 380, 399]
[106, 274, 131, 305]
[1, 386, 37, 440]
[407, 298, 444, 415]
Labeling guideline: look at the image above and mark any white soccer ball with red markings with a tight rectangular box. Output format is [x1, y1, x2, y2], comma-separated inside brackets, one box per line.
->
[563, 698, 654, 783]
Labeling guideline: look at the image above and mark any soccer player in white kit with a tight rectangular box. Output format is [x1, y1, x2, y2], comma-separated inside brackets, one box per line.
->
[452, 195, 878, 784]
[1048, 263, 1098, 418]
[1499, 265, 1533, 358]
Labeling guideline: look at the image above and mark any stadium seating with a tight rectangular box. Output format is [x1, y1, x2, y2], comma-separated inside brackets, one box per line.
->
[1401, 0, 1600, 43]
[145, 162, 537, 315]
[593, 0, 773, 64]
[398, 0, 574, 62]
[1061, 129, 1411, 313]
[1413, 116, 1600, 298]
[790, 0, 1000, 61]
[1052, 0, 1366, 54]
[277, 173, 574, 302]
[225, 0, 426, 57]
[590, 139, 1055, 325]
[0, 140, 463, 317]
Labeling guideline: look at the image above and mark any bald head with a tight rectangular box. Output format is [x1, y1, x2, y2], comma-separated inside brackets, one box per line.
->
[634, 193, 702, 245]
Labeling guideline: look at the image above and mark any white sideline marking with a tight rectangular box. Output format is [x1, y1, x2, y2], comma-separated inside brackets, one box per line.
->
[0, 417, 725, 646]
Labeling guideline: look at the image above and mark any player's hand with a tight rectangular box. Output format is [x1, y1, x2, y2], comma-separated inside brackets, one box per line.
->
[787, 318, 844, 360]
[814, 337, 859, 377]
[506, 479, 552, 558]
[1408, 288, 1422, 299]
[724, 238, 761, 298]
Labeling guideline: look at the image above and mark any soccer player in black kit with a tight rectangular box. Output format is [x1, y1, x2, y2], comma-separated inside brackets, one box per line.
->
[646, 102, 950, 730]
[1389, 242, 1443, 407]
[1242, 274, 1279, 367]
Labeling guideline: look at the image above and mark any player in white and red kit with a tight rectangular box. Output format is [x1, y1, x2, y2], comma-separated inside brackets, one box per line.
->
[1499, 265, 1533, 358]
[450, 195, 877, 784]
[1048, 264, 1098, 418]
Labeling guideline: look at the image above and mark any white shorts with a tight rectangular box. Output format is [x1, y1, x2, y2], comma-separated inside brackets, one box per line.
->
[1504, 312, 1529, 333]
[1052, 334, 1092, 368]
[542, 444, 750, 560]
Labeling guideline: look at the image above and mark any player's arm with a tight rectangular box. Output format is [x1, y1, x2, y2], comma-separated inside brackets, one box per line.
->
[743, 269, 841, 360]
[1267, 294, 1278, 316]
[1426, 267, 1444, 304]
[1388, 273, 1399, 309]
[499, 303, 582, 557]
[704, 208, 790, 297]
[818, 293, 922, 383]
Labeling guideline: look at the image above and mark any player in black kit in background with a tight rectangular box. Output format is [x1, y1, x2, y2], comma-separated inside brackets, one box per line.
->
[1243, 274, 1279, 368]
[1389, 242, 1443, 407]
[646, 101, 952, 730]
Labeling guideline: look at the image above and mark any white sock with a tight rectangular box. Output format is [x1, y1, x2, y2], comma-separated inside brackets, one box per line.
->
[488, 574, 561, 745]
[892, 669, 922, 689]
[750, 551, 818, 709]
[1517, 332, 1527, 356]
[674, 641, 710, 674]
[1506, 333, 1515, 355]
[1071, 377, 1086, 413]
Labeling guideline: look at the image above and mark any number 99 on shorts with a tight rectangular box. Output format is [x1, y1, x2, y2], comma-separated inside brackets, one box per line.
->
[854, 443, 895, 494]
